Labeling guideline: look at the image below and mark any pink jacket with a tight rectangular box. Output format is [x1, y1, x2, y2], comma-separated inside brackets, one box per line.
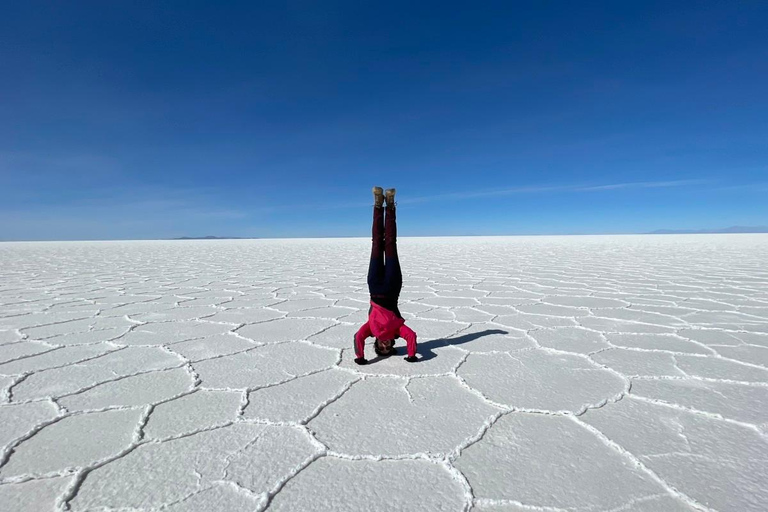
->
[354, 301, 417, 358]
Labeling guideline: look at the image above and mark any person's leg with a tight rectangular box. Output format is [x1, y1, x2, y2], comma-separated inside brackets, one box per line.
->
[383, 194, 403, 299]
[367, 191, 387, 297]
[377, 191, 403, 355]
[385, 197, 398, 260]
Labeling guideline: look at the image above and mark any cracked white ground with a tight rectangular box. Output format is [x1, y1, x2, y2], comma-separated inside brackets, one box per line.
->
[1, 235, 767, 512]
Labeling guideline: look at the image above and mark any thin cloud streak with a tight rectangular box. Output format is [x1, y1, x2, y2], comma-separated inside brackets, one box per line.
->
[245, 179, 715, 213]
[399, 179, 713, 205]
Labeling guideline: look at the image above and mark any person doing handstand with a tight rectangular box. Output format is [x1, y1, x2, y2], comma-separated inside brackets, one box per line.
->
[354, 187, 418, 364]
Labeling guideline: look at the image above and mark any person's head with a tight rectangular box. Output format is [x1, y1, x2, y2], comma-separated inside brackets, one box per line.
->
[375, 337, 394, 354]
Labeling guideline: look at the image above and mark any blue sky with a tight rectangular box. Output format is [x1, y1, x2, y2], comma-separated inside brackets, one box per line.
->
[1, 1, 766, 240]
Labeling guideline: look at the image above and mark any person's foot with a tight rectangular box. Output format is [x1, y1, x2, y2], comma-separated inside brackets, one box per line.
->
[372, 186, 384, 208]
[355, 357, 368, 365]
[404, 355, 418, 363]
[385, 188, 396, 208]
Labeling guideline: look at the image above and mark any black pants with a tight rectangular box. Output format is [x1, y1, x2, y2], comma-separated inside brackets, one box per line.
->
[367, 204, 402, 316]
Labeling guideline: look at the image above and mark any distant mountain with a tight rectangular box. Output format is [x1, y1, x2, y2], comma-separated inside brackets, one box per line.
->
[172, 235, 246, 240]
[647, 226, 768, 235]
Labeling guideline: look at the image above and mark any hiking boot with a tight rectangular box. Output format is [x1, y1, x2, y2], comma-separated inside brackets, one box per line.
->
[372, 186, 384, 208]
[384, 188, 396, 208]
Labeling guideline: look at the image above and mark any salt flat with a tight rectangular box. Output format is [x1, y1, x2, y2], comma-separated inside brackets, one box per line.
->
[1, 235, 767, 512]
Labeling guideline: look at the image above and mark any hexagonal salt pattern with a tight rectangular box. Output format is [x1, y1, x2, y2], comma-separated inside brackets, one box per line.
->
[581, 396, 768, 512]
[0, 475, 74, 512]
[70, 423, 319, 511]
[1, 235, 767, 511]
[309, 376, 499, 456]
[455, 413, 673, 510]
[268, 458, 466, 511]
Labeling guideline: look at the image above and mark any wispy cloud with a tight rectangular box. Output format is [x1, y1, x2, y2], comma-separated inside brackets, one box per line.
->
[241, 178, 714, 213]
[710, 182, 768, 193]
[574, 179, 711, 192]
[398, 179, 712, 205]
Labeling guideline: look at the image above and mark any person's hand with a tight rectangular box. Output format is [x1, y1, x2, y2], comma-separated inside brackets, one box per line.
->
[404, 356, 418, 363]
[354, 357, 368, 365]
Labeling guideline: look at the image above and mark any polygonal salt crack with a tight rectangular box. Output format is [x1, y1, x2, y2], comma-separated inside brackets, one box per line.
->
[309, 375, 499, 457]
[529, 326, 611, 354]
[194, 341, 338, 389]
[458, 350, 627, 414]
[630, 378, 768, 426]
[58, 367, 194, 411]
[582, 395, 768, 511]
[161, 482, 263, 512]
[0, 475, 74, 512]
[456, 413, 678, 511]
[0, 401, 60, 459]
[244, 368, 359, 423]
[236, 317, 337, 344]
[10, 346, 186, 401]
[69, 423, 273, 510]
[267, 457, 466, 511]
[144, 389, 243, 440]
[0, 408, 143, 479]
[0, 344, 117, 376]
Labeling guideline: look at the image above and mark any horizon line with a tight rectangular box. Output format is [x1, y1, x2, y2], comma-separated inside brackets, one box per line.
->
[3, 228, 768, 243]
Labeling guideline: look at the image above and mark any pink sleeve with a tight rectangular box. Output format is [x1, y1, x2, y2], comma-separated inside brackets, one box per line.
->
[354, 322, 372, 358]
[399, 324, 417, 358]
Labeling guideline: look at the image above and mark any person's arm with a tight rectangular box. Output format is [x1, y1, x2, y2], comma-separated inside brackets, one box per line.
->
[354, 322, 372, 364]
[399, 324, 418, 361]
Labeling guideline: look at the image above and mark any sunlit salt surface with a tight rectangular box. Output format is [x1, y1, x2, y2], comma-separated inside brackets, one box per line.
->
[1, 235, 767, 511]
